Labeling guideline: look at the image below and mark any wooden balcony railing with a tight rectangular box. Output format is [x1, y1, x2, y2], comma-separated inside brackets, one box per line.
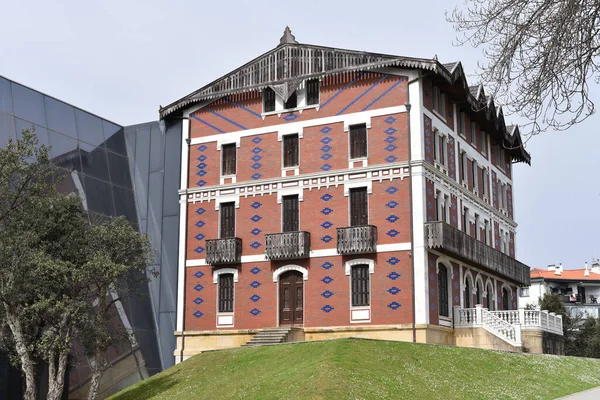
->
[336, 225, 377, 255]
[425, 221, 530, 286]
[264, 231, 311, 260]
[205, 238, 242, 265]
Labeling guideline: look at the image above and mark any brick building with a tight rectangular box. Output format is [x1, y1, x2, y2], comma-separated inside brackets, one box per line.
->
[162, 28, 555, 359]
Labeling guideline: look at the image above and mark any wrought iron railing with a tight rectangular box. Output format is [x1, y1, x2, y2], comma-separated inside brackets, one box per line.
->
[425, 221, 530, 286]
[265, 231, 311, 260]
[336, 225, 377, 255]
[205, 238, 242, 265]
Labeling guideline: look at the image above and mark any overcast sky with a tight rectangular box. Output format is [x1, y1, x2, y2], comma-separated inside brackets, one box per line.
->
[1, 0, 598, 271]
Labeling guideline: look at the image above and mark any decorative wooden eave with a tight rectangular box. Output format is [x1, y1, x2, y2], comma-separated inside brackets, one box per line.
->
[160, 28, 530, 164]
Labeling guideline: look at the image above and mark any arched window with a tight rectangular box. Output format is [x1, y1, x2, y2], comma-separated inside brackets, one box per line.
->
[476, 282, 482, 305]
[464, 278, 472, 308]
[351, 265, 370, 307]
[502, 287, 509, 310]
[218, 273, 234, 313]
[438, 263, 449, 317]
[486, 288, 494, 310]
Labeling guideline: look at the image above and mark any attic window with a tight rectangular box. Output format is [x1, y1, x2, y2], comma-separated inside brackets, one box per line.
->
[284, 91, 297, 110]
[432, 86, 445, 116]
[306, 79, 320, 105]
[264, 88, 276, 112]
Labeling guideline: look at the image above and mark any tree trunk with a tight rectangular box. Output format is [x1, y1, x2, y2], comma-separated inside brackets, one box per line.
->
[46, 350, 69, 400]
[3, 306, 37, 400]
[87, 352, 106, 400]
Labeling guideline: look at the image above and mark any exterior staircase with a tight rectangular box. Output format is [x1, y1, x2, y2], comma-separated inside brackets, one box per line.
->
[243, 327, 292, 346]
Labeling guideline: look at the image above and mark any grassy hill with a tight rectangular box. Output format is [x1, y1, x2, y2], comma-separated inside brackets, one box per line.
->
[109, 338, 600, 400]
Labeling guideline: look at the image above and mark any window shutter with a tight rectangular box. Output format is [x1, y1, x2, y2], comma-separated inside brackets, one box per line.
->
[350, 187, 368, 226]
[350, 124, 367, 159]
[264, 88, 276, 112]
[438, 264, 449, 317]
[282, 195, 299, 232]
[351, 265, 370, 307]
[283, 134, 299, 167]
[220, 202, 235, 238]
[222, 144, 236, 175]
[218, 274, 234, 313]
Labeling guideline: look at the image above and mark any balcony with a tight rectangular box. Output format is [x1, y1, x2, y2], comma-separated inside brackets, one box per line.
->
[205, 238, 242, 265]
[425, 221, 530, 286]
[265, 231, 311, 260]
[337, 225, 377, 255]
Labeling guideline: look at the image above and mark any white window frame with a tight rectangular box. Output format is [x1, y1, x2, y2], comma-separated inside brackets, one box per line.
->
[214, 269, 238, 328]
[474, 213, 480, 240]
[345, 259, 374, 323]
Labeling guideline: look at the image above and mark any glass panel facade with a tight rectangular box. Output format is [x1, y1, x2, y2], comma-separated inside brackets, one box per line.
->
[0, 75, 180, 399]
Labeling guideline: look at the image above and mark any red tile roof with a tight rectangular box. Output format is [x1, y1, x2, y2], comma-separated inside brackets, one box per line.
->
[531, 268, 600, 281]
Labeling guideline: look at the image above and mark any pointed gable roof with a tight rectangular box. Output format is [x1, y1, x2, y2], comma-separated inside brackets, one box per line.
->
[160, 28, 530, 164]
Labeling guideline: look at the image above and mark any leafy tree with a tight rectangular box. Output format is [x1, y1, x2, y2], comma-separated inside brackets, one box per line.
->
[78, 216, 155, 400]
[448, 0, 600, 136]
[0, 132, 155, 400]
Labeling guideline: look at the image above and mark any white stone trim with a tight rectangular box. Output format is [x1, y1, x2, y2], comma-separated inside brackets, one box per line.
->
[343, 180, 373, 196]
[277, 126, 304, 141]
[344, 258, 375, 275]
[190, 105, 408, 145]
[213, 268, 239, 284]
[501, 282, 515, 300]
[276, 187, 304, 203]
[185, 242, 411, 267]
[176, 117, 190, 333]
[273, 265, 308, 282]
[216, 136, 241, 150]
[214, 195, 240, 210]
[434, 255, 455, 279]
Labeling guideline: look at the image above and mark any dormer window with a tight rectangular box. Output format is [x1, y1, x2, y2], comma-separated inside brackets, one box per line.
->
[262, 79, 320, 114]
[306, 79, 320, 105]
[284, 91, 297, 109]
[263, 87, 276, 112]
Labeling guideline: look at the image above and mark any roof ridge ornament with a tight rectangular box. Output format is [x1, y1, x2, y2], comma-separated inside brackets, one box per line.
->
[280, 26, 298, 45]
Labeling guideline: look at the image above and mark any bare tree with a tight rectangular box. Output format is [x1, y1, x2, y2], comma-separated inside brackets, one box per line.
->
[448, 0, 600, 137]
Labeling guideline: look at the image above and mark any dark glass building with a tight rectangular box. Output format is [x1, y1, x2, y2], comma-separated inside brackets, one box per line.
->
[0, 75, 181, 399]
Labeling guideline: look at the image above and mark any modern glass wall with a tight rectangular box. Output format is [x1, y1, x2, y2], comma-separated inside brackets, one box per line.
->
[0, 75, 178, 399]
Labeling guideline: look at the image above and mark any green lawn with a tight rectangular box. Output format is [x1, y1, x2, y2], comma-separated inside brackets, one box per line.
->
[109, 338, 600, 400]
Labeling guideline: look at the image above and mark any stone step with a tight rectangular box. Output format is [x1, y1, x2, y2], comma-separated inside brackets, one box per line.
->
[248, 338, 285, 343]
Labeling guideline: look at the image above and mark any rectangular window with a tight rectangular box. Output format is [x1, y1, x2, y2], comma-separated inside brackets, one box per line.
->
[471, 160, 478, 190]
[470, 121, 476, 145]
[481, 131, 487, 155]
[306, 79, 320, 105]
[463, 207, 469, 233]
[459, 112, 466, 136]
[282, 195, 299, 232]
[482, 168, 488, 196]
[484, 220, 490, 245]
[497, 145, 506, 171]
[284, 91, 297, 110]
[475, 214, 480, 240]
[350, 187, 368, 226]
[435, 191, 441, 221]
[221, 143, 237, 176]
[283, 134, 299, 168]
[432, 86, 446, 116]
[519, 287, 530, 297]
[351, 265, 370, 307]
[263, 88, 276, 112]
[500, 229, 506, 253]
[218, 274, 234, 313]
[442, 195, 449, 223]
[220, 202, 235, 238]
[461, 151, 467, 182]
[349, 124, 367, 159]
[438, 264, 449, 317]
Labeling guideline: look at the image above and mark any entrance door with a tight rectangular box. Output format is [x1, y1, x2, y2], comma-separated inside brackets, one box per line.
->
[279, 271, 304, 325]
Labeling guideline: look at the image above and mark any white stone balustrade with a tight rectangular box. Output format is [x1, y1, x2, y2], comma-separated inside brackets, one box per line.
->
[454, 305, 564, 339]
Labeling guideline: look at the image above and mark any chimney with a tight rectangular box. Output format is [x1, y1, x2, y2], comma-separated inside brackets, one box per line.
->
[585, 262, 590, 277]
[591, 258, 600, 274]
[554, 263, 562, 276]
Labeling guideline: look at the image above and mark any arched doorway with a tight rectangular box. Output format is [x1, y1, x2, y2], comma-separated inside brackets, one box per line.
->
[464, 278, 472, 308]
[279, 270, 304, 325]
